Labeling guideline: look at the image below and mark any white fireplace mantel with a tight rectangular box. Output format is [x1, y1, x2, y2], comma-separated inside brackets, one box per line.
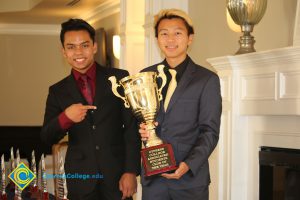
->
[208, 46, 300, 116]
[207, 46, 300, 200]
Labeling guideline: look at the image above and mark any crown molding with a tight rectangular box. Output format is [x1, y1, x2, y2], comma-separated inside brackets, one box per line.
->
[0, 0, 120, 35]
[79, 0, 120, 26]
[0, 24, 60, 35]
[0, 0, 43, 12]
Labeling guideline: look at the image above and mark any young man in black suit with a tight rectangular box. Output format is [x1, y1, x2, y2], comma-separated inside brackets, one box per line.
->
[41, 19, 141, 200]
[139, 9, 222, 200]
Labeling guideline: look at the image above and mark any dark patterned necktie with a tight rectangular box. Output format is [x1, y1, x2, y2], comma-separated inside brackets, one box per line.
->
[80, 75, 93, 105]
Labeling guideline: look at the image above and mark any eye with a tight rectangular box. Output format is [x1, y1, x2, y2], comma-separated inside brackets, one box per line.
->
[82, 43, 90, 48]
[66, 45, 75, 50]
[159, 32, 168, 36]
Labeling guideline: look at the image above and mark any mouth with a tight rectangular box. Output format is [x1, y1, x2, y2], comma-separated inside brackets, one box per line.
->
[165, 45, 178, 50]
[74, 58, 86, 63]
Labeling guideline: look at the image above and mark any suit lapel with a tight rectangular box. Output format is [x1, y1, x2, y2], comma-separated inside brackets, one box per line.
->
[66, 74, 85, 103]
[165, 61, 196, 112]
[94, 65, 109, 108]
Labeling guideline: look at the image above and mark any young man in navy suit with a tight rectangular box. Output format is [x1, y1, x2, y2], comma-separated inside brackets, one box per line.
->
[139, 9, 222, 200]
[41, 19, 141, 200]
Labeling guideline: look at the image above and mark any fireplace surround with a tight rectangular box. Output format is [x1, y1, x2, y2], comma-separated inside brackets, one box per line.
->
[207, 46, 300, 200]
[259, 146, 300, 200]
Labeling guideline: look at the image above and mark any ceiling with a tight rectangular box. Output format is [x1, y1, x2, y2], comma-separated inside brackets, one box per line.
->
[0, 0, 108, 24]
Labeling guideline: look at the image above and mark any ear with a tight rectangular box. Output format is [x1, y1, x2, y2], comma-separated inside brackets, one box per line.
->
[187, 34, 194, 46]
[61, 46, 67, 58]
[93, 42, 98, 54]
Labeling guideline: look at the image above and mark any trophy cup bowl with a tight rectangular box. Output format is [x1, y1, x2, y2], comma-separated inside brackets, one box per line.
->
[109, 65, 177, 176]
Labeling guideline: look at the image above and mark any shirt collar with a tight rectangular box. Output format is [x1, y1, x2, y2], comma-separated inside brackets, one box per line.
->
[72, 62, 96, 82]
[162, 56, 190, 81]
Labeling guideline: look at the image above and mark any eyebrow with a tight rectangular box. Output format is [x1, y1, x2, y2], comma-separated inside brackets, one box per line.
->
[65, 41, 90, 46]
[158, 27, 186, 32]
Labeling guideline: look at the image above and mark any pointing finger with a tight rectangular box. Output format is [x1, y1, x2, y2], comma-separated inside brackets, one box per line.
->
[83, 105, 97, 110]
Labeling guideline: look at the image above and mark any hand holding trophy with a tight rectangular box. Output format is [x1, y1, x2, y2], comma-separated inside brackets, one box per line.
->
[109, 65, 177, 176]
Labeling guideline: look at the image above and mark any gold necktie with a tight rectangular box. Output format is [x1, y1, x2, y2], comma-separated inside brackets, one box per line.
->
[164, 69, 177, 111]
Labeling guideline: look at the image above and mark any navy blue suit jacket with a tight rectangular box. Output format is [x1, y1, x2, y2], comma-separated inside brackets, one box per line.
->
[141, 58, 222, 189]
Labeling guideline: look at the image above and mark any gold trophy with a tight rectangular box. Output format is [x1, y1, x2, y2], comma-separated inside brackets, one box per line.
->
[109, 65, 177, 176]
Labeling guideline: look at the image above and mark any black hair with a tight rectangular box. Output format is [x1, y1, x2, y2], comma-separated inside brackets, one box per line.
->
[60, 18, 95, 46]
[154, 15, 194, 37]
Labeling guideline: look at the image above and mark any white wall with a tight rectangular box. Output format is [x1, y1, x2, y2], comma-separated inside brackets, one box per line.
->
[0, 34, 68, 125]
[189, 0, 297, 69]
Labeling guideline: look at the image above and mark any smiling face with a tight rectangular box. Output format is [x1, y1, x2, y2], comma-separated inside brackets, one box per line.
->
[157, 18, 193, 67]
[62, 30, 97, 74]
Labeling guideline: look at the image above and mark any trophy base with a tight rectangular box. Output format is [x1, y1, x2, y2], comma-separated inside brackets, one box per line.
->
[141, 143, 177, 177]
[41, 192, 49, 200]
[0, 194, 7, 200]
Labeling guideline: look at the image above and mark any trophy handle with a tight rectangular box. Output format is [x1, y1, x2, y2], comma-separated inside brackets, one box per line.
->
[108, 76, 130, 108]
[156, 64, 167, 101]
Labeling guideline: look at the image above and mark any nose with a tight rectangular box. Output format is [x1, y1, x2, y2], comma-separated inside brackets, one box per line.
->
[167, 34, 176, 42]
[74, 45, 83, 54]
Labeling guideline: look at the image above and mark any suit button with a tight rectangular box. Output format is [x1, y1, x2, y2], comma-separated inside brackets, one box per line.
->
[95, 145, 100, 150]
[92, 125, 96, 130]
[91, 110, 94, 114]
[162, 127, 167, 132]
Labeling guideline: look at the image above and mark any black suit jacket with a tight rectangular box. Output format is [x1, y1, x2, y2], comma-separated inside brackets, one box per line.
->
[41, 63, 141, 197]
[141, 58, 222, 189]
